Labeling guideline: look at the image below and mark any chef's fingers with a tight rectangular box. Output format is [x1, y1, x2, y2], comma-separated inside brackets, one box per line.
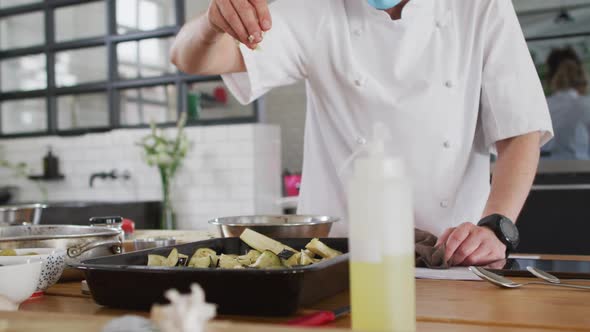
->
[249, 0, 272, 31]
[208, 2, 241, 41]
[462, 235, 507, 266]
[451, 238, 483, 266]
[435, 227, 454, 247]
[216, 0, 252, 46]
[460, 247, 491, 266]
[488, 239, 507, 262]
[443, 223, 473, 263]
[485, 257, 508, 270]
[231, 0, 264, 44]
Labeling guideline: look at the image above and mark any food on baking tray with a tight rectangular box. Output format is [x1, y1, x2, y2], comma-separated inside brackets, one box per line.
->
[146, 230, 342, 269]
[305, 238, 343, 259]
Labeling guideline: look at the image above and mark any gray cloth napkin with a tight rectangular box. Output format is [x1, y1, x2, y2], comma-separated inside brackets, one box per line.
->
[415, 228, 448, 269]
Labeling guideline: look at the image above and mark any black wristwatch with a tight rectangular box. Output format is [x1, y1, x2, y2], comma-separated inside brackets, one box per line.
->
[477, 214, 520, 255]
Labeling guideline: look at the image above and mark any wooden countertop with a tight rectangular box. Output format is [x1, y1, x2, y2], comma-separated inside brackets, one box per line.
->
[6, 229, 590, 331]
[0, 311, 564, 332]
[14, 271, 590, 332]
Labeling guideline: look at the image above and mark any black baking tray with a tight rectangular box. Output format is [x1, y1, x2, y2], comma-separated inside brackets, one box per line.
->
[71, 237, 349, 316]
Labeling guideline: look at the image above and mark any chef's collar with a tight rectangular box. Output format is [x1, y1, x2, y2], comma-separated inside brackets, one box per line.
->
[367, 0, 435, 21]
[345, 0, 436, 32]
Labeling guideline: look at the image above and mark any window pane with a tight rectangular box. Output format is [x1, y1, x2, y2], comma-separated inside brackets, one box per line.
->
[185, 81, 254, 121]
[58, 93, 109, 130]
[120, 85, 177, 125]
[184, 0, 209, 21]
[116, 0, 175, 34]
[0, 0, 40, 8]
[1, 54, 46, 92]
[55, 2, 107, 42]
[117, 37, 176, 79]
[0, 11, 44, 50]
[55, 46, 108, 87]
[1, 98, 47, 134]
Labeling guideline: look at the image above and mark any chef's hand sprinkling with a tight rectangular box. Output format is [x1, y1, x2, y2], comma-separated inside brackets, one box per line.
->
[436, 222, 506, 266]
[207, 0, 272, 50]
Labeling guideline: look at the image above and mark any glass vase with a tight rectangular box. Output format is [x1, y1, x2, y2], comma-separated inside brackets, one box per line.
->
[159, 168, 176, 230]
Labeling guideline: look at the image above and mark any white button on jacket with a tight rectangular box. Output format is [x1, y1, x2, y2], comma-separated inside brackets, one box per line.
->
[223, 0, 553, 237]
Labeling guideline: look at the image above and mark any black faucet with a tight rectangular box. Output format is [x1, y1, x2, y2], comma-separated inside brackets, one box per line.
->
[89, 170, 131, 187]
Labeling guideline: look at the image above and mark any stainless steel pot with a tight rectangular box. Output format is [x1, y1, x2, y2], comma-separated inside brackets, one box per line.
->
[0, 204, 47, 226]
[209, 215, 340, 238]
[0, 225, 122, 274]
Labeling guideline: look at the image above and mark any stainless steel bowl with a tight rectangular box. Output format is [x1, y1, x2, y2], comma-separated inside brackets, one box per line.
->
[0, 204, 47, 226]
[209, 215, 339, 238]
[133, 237, 176, 251]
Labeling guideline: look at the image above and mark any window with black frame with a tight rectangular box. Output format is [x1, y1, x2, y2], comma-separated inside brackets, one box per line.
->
[0, 0, 258, 138]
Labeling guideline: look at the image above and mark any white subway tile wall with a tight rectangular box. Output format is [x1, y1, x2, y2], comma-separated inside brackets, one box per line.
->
[0, 124, 282, 230]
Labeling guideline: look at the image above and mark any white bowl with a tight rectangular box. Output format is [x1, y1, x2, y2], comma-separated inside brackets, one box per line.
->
[0, 260, 42, 305]
[0, 248, 67, 293]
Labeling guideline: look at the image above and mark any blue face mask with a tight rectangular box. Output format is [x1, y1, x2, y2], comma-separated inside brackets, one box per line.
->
[367, 0, 402, 10]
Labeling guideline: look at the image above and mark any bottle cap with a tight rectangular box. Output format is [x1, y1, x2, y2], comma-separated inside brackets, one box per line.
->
[352, 123, 405, 180]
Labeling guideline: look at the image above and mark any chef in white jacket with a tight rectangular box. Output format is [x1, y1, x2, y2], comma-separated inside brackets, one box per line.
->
[171, 0, 553, 266]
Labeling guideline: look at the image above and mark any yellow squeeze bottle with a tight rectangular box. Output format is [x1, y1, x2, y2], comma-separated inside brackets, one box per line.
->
[348, 123, 415, 332]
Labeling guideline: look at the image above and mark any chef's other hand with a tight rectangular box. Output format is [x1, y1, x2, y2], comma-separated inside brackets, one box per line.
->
[207, 0, 272, 49]
[436, 222, 506, 266]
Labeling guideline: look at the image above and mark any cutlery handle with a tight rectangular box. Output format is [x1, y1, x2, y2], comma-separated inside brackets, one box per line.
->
[530, 282, 590, 290]
[285, 311, 336, 326]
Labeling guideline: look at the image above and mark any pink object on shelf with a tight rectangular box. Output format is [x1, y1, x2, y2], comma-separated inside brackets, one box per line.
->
[284, 174, 302, 197]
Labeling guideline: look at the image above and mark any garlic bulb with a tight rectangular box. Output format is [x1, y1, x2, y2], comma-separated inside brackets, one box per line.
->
[151, 284, 216, 332]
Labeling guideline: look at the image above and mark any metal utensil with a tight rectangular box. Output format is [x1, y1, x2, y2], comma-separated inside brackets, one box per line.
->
[209, 215, 339, 238]
[526, 266, 590, 284]
[469, 266, 590, 290]
[0, 204, 47, 226]
[526, 266, 560, 283]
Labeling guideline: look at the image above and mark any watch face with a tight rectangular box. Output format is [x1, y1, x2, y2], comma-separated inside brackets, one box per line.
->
[499, 218, 519, 242]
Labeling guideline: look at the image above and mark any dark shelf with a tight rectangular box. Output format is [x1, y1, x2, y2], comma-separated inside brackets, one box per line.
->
[534, 172, 590, 185]
[28, 174, 65, 181]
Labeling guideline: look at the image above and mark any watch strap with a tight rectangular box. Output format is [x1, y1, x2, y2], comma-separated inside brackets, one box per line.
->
[477, 214, 519, 254]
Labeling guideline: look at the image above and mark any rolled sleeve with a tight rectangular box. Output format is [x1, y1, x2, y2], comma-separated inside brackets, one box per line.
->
[221, 0, 311, 105]
[221, 44, 264, 105]
[480, 0, 554, 150]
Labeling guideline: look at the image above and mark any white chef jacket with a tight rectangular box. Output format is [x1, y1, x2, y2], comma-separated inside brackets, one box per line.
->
[544, 89, 590, 160]
[222, 0, 553, 237]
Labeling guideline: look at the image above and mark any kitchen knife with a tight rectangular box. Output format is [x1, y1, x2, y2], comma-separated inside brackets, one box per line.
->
[285, 305, 351, 326]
